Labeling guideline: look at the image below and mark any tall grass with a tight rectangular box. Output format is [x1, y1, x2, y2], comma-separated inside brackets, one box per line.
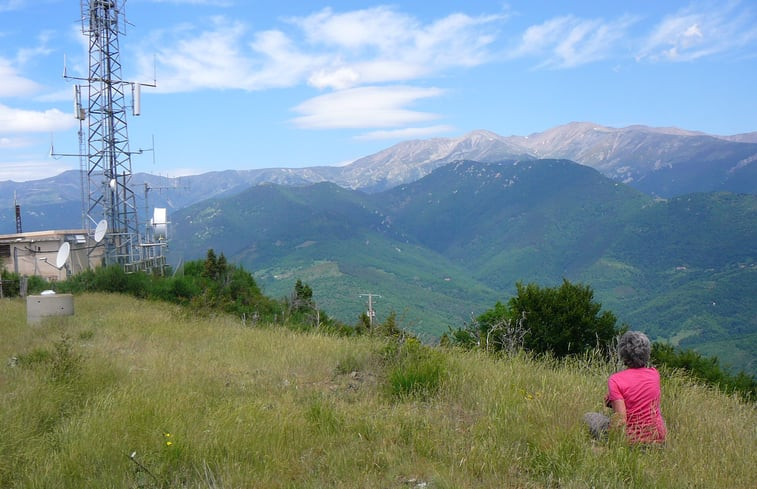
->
[1, 293, 754, 488]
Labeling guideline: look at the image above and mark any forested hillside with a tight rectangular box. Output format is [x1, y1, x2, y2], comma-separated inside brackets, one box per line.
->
[169, 159, 756, 374]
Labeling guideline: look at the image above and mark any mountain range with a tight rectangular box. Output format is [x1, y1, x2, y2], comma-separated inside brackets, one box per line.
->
[2, 122, 756, 234]
[167, 158, 756, 374]
[2, 122, 755, 374]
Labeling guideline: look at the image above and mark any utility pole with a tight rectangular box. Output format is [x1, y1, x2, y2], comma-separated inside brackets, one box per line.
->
[359, 293, 382, 329]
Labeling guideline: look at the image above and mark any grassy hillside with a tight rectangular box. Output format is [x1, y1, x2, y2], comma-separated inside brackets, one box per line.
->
[1, 294, 754, 488]
[252, 234, 500, 338]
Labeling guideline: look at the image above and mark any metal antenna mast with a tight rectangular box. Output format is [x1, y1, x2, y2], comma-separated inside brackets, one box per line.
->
[65, 0, 163, 271]
[83, 0, 137, 266]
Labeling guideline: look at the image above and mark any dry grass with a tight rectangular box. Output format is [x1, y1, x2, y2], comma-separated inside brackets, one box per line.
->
[1, 293, 754, 488]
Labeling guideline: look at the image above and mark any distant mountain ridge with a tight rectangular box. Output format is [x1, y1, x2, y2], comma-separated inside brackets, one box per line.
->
[2, 122, 756, 234]
[169, 158, 757, 374]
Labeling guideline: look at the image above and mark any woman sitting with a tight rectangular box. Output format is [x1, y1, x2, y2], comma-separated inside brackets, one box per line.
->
[585, 331, 666, 445]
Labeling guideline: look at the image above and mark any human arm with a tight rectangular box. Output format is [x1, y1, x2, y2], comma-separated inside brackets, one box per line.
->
[609, 399, 627, 430]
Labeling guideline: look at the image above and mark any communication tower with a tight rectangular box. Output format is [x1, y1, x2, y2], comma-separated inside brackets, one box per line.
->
[64, 0, 165, 272]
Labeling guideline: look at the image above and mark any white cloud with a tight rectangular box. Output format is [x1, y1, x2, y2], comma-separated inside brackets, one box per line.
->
[0, 57, 41, 96]
[0, 136, 33, 149]
[511, 14, 639, 68]
[0, 0, 25, 13]
[140, 7, 506, 92]
[0, 160, 76, 182]
[15, 30, 54, 65]
[355, 125, 456, 141]
[638, 1, 757, 61]
[148, 18, 254, 92]
[0, 103, 76, 133]
[291, 86, 446, 129]
[308, 67, 360, 90]
[136, 6, 505, 134]
[292, 6, 418, 51]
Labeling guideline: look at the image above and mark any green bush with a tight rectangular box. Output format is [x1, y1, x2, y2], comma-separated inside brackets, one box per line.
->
[652, 342, 756, 401]
[448, 279, 621, 358]
[383, 338, 448, 401]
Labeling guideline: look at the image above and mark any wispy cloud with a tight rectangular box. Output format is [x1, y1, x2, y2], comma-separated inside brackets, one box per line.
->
[137, 6, 505, 136]
[0, 160, 76, 182]
[291, 86, 445, 130]
[510, 14, 639, 68]
[0, 0, 26, 13]
[0, 57, 41, 96]
[0, 103, 75, 132]
[0, 136, 32, 149]
[15, 30, 55, 64]
[355, 125, 456, 141]
[142, 7, 505, 92]
[638, 1, 757, 61]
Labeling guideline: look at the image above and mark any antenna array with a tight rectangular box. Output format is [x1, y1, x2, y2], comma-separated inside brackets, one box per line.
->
[62, 1, 165, 272]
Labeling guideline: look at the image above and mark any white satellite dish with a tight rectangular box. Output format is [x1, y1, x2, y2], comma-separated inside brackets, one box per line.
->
[94, 219, 108, 243]
[55, 242, 71, 269]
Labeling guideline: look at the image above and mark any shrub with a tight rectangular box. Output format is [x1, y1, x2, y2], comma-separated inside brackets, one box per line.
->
[448, 279, 622, 359]
[383, 338, 448, 401]
[652, 342, 756, 401]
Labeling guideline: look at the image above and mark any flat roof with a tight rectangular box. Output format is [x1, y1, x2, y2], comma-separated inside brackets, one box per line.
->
[0, 230, 88, 241]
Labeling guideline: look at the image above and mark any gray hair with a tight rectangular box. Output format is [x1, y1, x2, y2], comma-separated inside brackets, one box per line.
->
[618, 331, 651, 368]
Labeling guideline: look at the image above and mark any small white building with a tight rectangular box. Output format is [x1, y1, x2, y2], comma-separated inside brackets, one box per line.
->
[0, 230, 104, 282]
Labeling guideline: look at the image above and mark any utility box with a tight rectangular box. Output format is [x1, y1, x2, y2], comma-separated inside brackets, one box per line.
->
[26, 294, 74, 324]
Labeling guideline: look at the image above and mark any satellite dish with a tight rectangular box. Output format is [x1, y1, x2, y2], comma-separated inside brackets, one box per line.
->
[94, 219, 108, 243]
[55, 242, 70, 269]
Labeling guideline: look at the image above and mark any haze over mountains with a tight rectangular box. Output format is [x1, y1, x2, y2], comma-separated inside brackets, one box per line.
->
[2, 122, 755, 373]
[2, 122, 756, 232]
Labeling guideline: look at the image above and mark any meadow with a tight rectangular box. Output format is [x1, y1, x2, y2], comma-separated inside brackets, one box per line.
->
[1, 293, 754, 488]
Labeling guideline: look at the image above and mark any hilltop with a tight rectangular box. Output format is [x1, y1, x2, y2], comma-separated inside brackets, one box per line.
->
[0, 293, 754, 488]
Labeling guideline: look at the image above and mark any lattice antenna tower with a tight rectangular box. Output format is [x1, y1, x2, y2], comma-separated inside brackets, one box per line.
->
[71, 0, 151, 267]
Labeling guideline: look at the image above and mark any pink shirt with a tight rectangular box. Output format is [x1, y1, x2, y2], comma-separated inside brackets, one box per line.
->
[606, 367, 666, 444]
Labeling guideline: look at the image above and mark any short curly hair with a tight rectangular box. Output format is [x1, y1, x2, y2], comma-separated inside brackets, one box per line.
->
[618, 331, 651, 368]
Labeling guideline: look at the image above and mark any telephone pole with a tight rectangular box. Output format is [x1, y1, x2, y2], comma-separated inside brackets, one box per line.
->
[359, 293, 382, 329]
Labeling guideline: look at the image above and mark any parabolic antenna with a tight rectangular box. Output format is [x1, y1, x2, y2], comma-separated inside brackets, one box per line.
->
[55, 242, 71, 269]
[94, 219, 108, 243]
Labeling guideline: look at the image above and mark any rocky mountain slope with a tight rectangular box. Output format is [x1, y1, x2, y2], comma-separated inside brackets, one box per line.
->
[3, 122, 756, 234]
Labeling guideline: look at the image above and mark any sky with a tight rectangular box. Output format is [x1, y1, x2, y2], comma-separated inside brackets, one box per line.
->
[1, 0, 756, 182]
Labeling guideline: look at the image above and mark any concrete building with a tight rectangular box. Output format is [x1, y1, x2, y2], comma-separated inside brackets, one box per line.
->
[0, 230, 104, 281]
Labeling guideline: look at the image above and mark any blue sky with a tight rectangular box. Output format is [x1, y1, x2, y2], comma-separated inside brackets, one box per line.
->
[1, 0, 756, 182]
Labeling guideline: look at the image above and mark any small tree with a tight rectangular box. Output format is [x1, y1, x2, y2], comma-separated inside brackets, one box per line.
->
[448, 279, 621, 358]
[509, 279, 620, 357]
[291, 279, 314, 313]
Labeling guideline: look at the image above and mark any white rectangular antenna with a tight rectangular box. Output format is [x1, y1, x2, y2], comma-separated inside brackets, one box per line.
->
[133, 83, 141, 116]
[74, 85, 85, 120]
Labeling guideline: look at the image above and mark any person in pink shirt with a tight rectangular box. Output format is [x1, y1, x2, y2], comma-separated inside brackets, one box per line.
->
[585, 331, 666, 445]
